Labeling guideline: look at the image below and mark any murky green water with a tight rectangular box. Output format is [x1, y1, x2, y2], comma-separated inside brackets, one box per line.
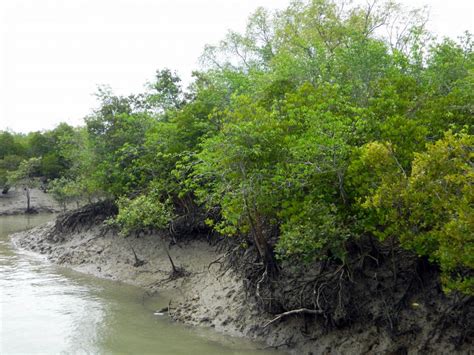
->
[0, 214, 279, 354]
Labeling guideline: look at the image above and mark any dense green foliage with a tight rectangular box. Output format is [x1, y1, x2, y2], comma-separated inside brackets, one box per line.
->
[354, 132, 473, 294]
[7, 157, 42, 211]
[0, 124, 77, 192]
[1, 0, 472, 293]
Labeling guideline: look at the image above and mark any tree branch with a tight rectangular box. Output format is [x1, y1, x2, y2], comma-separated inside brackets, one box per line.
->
[263, 308, 324, 328]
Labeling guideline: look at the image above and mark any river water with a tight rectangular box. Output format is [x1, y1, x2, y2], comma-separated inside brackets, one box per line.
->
[0, 214, 278, 354]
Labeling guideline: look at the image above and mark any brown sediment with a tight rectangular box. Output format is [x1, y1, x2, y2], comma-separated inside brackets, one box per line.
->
[10, 208, 473, 355]
[0, 188, 61, 216]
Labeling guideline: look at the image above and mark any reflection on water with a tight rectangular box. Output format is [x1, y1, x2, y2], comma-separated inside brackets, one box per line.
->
[0, 214, 278, 354]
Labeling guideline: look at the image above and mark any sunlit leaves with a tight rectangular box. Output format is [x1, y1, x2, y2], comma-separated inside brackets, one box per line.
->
[358, 132, 474, 294]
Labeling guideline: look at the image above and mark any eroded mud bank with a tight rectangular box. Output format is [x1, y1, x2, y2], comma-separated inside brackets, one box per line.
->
[0, 188, 61, 216]
[11, 218, 473, 354]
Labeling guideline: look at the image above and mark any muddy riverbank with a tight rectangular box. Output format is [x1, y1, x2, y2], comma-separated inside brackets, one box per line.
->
[10, 208, 473, 354]
[11, 222, 278, 341]
[1, 214, 280, 354]
[0, 188, 61, 216]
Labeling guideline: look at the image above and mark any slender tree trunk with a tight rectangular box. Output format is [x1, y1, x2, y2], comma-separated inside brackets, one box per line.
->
[160, 238, 178, 274]
[243, 195, 279, 276]
[253, 212, 279, 276]
[239, 163, 279, 275]
[26, 187, 31, 212]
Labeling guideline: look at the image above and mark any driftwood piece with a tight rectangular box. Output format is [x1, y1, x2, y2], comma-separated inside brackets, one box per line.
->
[263, 308, 324, 328]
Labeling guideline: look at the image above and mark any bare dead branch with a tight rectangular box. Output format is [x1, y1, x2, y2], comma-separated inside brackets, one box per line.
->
[263, 308, 324, 328]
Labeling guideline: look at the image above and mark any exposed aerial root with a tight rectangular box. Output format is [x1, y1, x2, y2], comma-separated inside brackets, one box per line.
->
[47, 200, 117, 240]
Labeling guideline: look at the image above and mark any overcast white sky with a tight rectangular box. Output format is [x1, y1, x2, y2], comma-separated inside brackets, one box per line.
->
[1, 0, 473, 133]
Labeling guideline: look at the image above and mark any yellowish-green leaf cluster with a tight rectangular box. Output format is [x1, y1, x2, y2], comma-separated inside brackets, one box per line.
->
[354, 132, 473, 294]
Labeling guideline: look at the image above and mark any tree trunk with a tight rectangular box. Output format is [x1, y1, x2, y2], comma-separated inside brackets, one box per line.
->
[244, 203, 279, 276]
[26, 187, 31, 212]
[239, 164, 279, 275]
[253, 213, 279, 276]
[160, 238, 179, 274]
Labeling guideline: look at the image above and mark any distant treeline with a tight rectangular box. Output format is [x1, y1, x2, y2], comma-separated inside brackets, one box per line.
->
[1, 0, 472, 293]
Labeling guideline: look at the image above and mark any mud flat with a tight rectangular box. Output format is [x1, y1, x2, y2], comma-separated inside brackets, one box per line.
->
[11, 207, 473, 355]
[0, 188, 61, 216]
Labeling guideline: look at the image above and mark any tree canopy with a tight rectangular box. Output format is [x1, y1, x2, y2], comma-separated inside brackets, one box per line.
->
[1, 0, 472, 294]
